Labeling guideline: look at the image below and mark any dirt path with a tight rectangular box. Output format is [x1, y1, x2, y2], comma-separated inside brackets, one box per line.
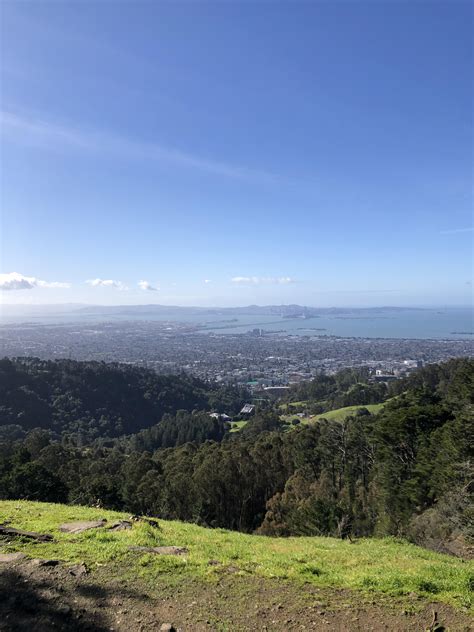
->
[0, 558, 472, 631]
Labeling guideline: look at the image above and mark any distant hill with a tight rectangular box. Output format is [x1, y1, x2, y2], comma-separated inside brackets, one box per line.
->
[73, 303, 427, 318]
[1, 303, 431, 327]
[73, 303, 316, 317]
[0, 357, 245, 439]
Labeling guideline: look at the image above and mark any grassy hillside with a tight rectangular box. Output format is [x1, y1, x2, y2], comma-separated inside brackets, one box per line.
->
[229, 420, 248, 433]
[232, 403, 386, 432]
[280, 402, 385, 426]
[314, 403, 385, 421]
[0, 501, 472, 612]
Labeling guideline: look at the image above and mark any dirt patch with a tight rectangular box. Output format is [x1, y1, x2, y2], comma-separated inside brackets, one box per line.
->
[0, 558, 472, 631]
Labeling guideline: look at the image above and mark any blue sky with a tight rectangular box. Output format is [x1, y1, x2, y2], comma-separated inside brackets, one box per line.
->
[1, 1, 472, 307]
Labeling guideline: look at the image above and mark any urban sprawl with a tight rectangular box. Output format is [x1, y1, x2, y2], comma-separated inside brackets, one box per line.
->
[1, 320, 472, 393]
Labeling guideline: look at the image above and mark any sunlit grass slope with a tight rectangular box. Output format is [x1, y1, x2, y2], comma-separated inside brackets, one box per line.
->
[281, 403, 385, 426]
[0, 501, 472, 611]
[314, 403, 384, 420]
[229, 420, 248, 433]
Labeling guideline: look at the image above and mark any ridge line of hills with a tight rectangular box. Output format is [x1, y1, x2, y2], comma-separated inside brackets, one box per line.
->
[1, 303, 433, 317]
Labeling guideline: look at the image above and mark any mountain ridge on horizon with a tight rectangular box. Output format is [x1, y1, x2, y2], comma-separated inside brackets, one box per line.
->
[1, 303, 434, 316]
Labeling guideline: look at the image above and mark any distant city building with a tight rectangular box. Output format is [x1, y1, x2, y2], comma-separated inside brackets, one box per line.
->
[263, 386, 291, 397]
[209, 412, 232, 422]
[240, 404, 256, 416]
[373, 374, 398, 383]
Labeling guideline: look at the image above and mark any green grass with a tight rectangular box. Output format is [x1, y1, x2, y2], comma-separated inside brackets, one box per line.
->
[314, 403, 384, 421]
[278, 400, 308, 411]
[237, 402, 386, 432]
[229, 421, 248, 433]
[281, 403, 385, 427]
[0, 501, 472, 611]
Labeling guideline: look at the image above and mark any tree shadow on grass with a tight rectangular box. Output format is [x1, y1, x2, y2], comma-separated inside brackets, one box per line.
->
[0, 566, 149, 632]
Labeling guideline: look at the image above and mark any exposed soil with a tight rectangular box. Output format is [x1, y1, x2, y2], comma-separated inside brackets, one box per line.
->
[0, 557, 472, 632]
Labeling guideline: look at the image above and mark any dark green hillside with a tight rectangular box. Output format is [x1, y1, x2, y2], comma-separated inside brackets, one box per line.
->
[0, 357, 246, 439]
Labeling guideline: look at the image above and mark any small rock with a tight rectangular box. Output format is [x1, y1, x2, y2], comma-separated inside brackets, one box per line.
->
[30, 558, 60, 567]
[128, 545, 188, 555]
[159, 625, 175, 632]
[0, 525, 53, 542]
[59, 520, 107, 534]
[129, 515, 160, 528]
[69, 563, 88, 577]
[109, 520, 132, 531]
[57, 605, 71, 616]
[0, 552, 26, 563]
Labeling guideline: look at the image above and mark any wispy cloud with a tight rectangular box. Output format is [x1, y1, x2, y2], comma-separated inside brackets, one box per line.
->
[138, 280, 158, 291]
[86, 278, 128, 290]
[204, 279, 212, 284]
[315, 288, 401, 294]
[0, 271, 70, 290]
[231, 276, 295, 285]
[440, 227, 473, 235]
[1, 110, 278, 183]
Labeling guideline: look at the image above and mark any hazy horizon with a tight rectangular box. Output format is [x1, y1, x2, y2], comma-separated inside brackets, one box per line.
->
[1, 301, 473, 312]
[1, 302, 472, 341]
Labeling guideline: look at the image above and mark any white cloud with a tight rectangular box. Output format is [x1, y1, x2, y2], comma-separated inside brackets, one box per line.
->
[86, 278, 128, 290]
[1, 110, 278, 183]
[231, 276, 295, 285]
[204, 279, 212, 284]
[0, 271, 70, 291]
[38, 281, 70, 288]
[440, 227, 473, 235]
[138, 280, 158, 291]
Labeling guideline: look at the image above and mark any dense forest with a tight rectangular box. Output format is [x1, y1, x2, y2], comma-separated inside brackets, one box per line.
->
[0, 356, 472, 558]
[0, 357, 247, 440]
